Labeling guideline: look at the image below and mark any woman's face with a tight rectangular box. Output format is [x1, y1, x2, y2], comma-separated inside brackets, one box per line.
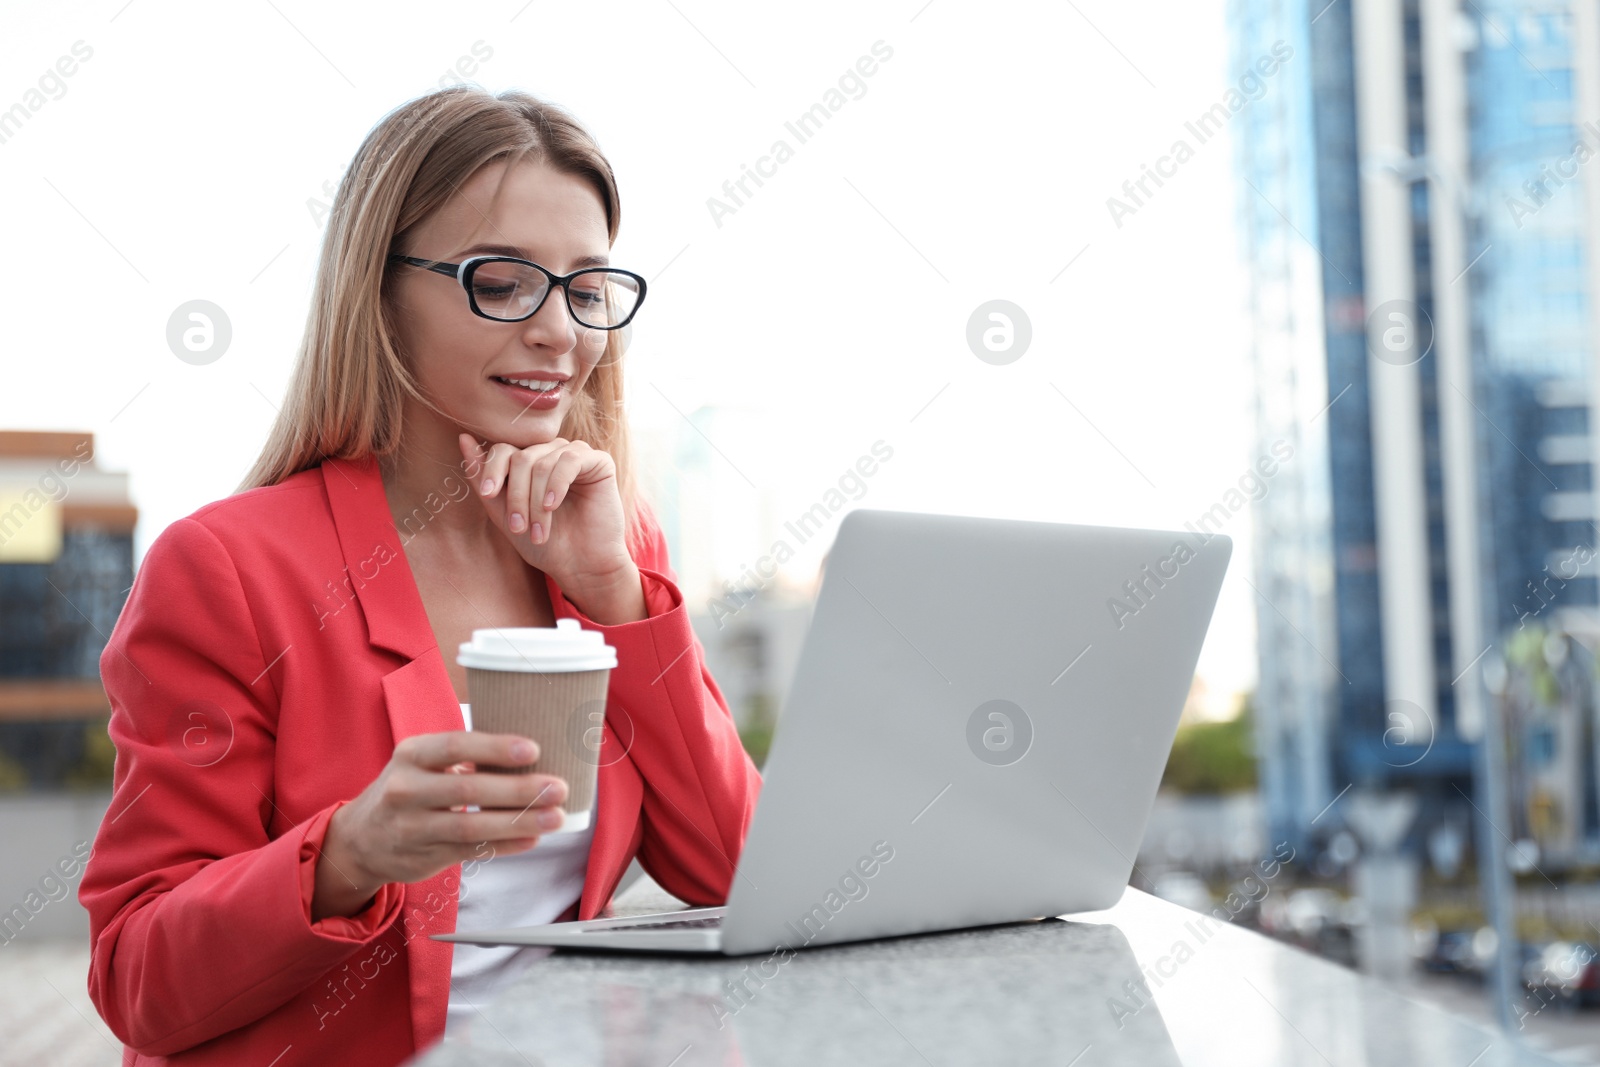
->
[390, 158, 612, 447]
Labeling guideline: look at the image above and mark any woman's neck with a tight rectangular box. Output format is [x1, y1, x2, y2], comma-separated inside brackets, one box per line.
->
[379, 407, 495, 545]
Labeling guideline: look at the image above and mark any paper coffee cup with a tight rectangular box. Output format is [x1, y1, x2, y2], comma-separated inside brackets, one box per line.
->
[457, 619, 616, 833]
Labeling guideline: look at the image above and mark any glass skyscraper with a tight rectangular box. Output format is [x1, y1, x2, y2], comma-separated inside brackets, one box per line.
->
[1232, 0, 1600, 861]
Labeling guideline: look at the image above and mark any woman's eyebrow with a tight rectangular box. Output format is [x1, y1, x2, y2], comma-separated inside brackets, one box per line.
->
[455, 242, 610, 268]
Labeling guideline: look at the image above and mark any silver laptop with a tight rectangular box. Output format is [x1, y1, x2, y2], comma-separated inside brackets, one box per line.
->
[436, 508, 1231, 956]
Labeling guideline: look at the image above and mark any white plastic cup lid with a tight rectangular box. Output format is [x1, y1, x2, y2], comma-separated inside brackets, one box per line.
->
[456, 618, 618, 672]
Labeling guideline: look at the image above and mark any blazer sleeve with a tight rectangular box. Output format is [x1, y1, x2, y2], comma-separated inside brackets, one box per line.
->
[79, 517, 405, 1058]
[551, 503, 763, 905]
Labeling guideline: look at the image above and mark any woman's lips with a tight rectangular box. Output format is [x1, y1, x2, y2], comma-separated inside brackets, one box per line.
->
[492, 376, 562, 410]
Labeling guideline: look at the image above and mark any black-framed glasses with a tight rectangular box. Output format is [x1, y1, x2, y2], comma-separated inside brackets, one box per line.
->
[388, 253, 646, 330]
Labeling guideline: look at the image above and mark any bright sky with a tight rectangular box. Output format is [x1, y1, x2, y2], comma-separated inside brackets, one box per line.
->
[0, 0, 1258, 703]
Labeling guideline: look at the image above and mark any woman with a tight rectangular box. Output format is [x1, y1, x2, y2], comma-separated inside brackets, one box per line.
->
[79, 86, 762, 1065]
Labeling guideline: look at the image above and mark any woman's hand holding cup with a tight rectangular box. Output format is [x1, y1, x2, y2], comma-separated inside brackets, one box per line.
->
[311, 730, 568, 922]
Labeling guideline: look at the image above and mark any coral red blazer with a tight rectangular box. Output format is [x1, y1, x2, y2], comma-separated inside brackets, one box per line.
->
[80, 453, 762, 1065]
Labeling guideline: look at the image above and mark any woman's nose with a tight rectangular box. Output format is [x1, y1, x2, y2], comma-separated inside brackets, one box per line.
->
[520, 283, 578, 345]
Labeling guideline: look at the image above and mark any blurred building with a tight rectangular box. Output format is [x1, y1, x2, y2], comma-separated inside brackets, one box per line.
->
[637, 405, 793, 610]
[689, 591, 813, 740]
[1232, 0, 1600, 861]
[637, 407, 824, 735]
[0, 431, 134, 788]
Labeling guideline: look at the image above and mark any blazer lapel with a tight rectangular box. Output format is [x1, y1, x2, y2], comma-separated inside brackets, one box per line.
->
[321, 454, 461, 1049]
[319, 454, 439, 664]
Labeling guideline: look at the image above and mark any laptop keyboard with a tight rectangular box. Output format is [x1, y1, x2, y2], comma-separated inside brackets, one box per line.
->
[586, 915, 723, 933]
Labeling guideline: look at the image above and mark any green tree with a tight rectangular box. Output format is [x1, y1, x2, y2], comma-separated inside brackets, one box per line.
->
[1160, 696, 1258, 794]
[739, 693, 776, 769]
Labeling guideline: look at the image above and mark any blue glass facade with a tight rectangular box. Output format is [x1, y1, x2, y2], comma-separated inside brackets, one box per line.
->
[1231, 0, 1600, 856]
[1232, 0, 1345, 851]
[1466, 4, 1597, 638]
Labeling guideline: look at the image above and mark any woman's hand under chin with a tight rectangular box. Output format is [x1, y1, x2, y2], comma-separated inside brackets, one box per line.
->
[457, 432, 643, 621]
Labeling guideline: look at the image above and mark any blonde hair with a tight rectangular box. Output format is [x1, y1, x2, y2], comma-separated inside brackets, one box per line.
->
[238, 85, 648, 552]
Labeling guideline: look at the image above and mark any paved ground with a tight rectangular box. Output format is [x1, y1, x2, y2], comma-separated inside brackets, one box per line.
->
[0, 940, 121, 1067]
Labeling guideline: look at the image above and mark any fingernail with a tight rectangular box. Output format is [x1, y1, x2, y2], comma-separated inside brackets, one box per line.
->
[532, 522, 543, 542]
[538, 809, 565, 830]
[509, 512, 525, 532]
[544, 490, 556, 508]
[511, 740, 536, 761]
[480, 478, 494, 495]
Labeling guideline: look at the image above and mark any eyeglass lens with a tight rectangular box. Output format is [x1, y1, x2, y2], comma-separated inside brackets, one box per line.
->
[470, 261, 640, 328]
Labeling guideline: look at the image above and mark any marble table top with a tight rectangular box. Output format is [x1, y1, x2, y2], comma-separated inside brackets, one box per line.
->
[410, 880, 1568, 1067]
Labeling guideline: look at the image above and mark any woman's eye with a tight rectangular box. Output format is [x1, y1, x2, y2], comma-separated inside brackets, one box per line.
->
[475, 286, 516, 298]
[572, 290, 604, 306]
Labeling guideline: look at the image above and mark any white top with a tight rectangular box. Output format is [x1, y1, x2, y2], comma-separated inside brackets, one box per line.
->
[445, 703, 595, 1038]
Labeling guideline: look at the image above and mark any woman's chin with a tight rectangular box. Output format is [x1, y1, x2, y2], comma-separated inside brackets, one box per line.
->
[491, 411, 568, 446]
